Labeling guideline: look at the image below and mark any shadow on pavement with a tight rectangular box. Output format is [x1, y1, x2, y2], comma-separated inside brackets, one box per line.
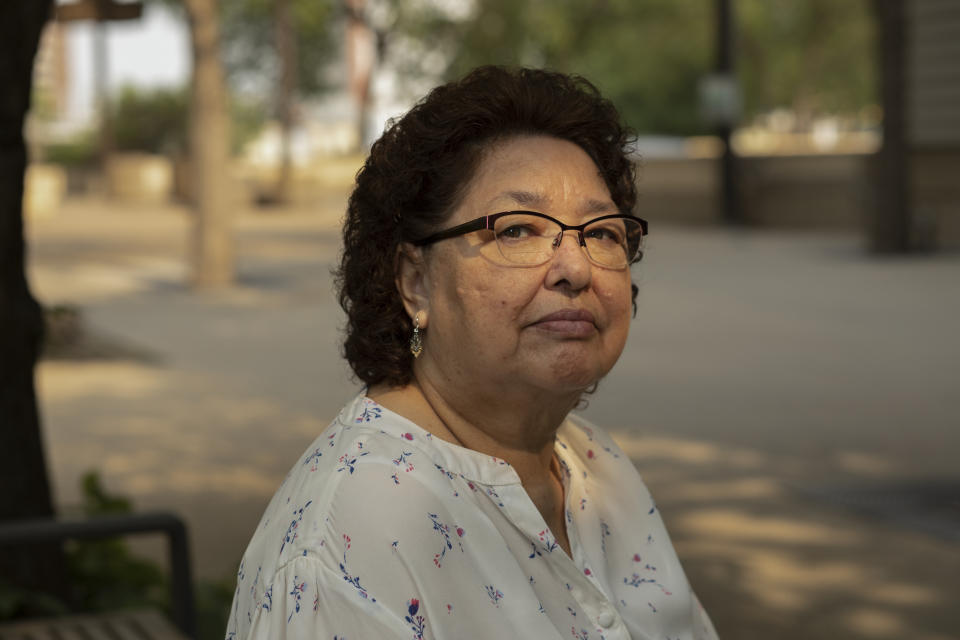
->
[611, 431, 960, 640]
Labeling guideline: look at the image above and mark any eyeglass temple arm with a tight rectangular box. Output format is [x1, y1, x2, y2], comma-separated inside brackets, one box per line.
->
[412, 216, 491, 246]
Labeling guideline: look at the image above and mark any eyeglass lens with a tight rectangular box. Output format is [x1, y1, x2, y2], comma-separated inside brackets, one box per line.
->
[492, 213, 643, 267]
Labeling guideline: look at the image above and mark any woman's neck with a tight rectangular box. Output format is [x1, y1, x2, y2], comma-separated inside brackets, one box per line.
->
[368, 375, 577, 555]
[370, 374, 577, 468]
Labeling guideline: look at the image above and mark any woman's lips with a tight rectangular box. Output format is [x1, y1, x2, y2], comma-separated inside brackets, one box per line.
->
[530, 309, 597, 337]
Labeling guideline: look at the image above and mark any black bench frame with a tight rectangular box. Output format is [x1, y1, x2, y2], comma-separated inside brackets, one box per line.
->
[0, 512, 197, 638]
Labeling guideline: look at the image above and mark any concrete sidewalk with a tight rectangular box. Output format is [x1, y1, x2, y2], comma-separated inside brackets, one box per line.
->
[26, 196, 960, 640]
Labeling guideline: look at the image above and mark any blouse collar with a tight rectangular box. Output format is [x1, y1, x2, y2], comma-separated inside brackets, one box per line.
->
[337, 394, 526, 486]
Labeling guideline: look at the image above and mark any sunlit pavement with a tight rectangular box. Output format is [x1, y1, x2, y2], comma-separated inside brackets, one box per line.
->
[27, 195, 959, 640]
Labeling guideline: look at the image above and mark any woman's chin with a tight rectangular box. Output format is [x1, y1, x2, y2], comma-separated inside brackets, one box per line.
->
[527, 360, 606, 395]
[522, 345, 614, 391]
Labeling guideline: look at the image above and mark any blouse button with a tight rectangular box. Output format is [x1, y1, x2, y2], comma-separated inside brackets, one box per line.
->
[598, 608, 616, 628]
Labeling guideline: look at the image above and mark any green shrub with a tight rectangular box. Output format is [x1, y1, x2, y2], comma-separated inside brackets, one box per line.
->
[112, 86, 189, 155]
[65, 472, 169, 613]
[43, 132, 98, 168]
[0, 472, 236, 640]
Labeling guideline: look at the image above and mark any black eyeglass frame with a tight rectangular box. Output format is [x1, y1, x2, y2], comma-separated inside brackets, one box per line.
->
[412, 210, 648, 265]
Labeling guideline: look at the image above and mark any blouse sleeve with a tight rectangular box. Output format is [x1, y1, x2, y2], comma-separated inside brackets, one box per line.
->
[243, 453, 488, 640]
[245, 553, 415, 640]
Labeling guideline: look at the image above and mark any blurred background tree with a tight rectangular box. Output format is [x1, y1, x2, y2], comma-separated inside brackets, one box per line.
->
[221, 0, 336, 98]
[107, 85, 263, 157]
[389, 0, 876, 136]
[179, 0, 234, 288]
[111, 86, 189, 155]
[389, 0, 711, 135]
[738, 0, 877, 127]
[220, 0, 336, 202]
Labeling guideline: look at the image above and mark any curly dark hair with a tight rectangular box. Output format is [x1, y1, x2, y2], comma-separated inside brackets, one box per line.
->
[336, 66, 639, 388]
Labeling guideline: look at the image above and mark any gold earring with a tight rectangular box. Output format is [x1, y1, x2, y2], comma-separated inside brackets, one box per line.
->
[409, 313, 423, 358]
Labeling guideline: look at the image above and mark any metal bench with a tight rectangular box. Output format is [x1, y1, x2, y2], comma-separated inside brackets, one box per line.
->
[0, 513, 196, 640]
[0, 608, 187, 640]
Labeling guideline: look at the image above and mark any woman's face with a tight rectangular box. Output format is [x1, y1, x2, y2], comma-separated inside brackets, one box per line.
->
[412, 135, 634, 398]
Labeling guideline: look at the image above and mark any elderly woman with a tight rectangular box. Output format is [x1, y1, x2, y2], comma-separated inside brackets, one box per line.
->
[226, 67, 717, 640]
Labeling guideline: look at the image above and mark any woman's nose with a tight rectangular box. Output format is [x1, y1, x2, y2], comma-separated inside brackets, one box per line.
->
[545, 230, 592, 290]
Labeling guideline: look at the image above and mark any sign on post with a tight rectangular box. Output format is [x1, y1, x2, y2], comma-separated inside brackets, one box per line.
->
[699, 73, 741, 128]
[56, 0, 142, 23]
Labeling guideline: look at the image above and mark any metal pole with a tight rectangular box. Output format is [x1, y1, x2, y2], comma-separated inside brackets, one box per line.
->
[716, 0, 740, 224]
[871, 0, 910, 252]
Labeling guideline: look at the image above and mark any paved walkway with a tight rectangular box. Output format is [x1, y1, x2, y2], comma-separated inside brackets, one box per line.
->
[26, 196, 960, 640]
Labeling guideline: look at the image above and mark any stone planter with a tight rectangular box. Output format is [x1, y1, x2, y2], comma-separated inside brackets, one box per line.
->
[105, 152, 174, 204]
[24, 163, 67, 219]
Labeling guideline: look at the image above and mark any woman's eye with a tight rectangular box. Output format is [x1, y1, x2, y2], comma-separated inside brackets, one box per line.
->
[499, 225, 534, 239]
[586, 227, 623, 243]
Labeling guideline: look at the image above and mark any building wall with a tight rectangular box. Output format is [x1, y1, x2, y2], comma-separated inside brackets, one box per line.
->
[911, 150, 960, 249]
[639, 155, 871, 231]
[906, 0, 960, 249]
[906, 0, 960, 148]
[33, 22, 68, 118]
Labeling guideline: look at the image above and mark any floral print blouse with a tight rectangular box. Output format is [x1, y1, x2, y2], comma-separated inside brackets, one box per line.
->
[225, 395, 718, 640]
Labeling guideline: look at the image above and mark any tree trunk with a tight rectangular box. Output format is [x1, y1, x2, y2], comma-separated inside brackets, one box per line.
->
[0, 0, 67, 596]
[272, 0, 298, 205]
[92, 21, 113, 176]
[345, 0, 374, 151]
[184, 0, 233, 288]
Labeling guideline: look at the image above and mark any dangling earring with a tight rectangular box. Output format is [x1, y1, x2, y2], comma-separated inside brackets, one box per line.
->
[409, 313, 423, 358]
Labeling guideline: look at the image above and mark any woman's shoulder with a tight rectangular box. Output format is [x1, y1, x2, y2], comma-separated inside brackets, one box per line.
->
[555, 413, 656, 502]
[237, 394, 479, 573]
[230, 394, 510, 637]
[293, 394, 446, 485]
[558, 413, 631, 463]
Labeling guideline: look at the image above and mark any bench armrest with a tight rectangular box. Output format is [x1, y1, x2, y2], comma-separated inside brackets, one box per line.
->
[0, 512, 197, 639]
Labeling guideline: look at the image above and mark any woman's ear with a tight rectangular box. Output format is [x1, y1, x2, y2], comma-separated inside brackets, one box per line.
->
[395, 243, 430, 323]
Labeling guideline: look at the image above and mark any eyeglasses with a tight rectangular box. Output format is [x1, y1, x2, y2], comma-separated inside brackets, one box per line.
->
[413, 210, 648, 269]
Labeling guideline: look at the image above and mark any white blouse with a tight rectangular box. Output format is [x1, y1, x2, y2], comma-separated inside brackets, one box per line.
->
[225, 395, 718, 640]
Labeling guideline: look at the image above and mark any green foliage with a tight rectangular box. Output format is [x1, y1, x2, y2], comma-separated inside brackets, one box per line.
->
[111, 86, 189, 155]
[196, 578, 237, 640]
[737, 0, 877, 123]
[65, 472, 168, 613]
[221, 0, 337, 102]
[43, 131, 98, 168]
[108, 84, 265, 157]
[395, 0, 712, 135]
[151, 0, 877, 137]
[0, 472, 237, 640]
[0, 472, 165, 622]
[0, 585, 69, 621]
[230, 96, 268, 155]
[393, 0, 877, 135]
